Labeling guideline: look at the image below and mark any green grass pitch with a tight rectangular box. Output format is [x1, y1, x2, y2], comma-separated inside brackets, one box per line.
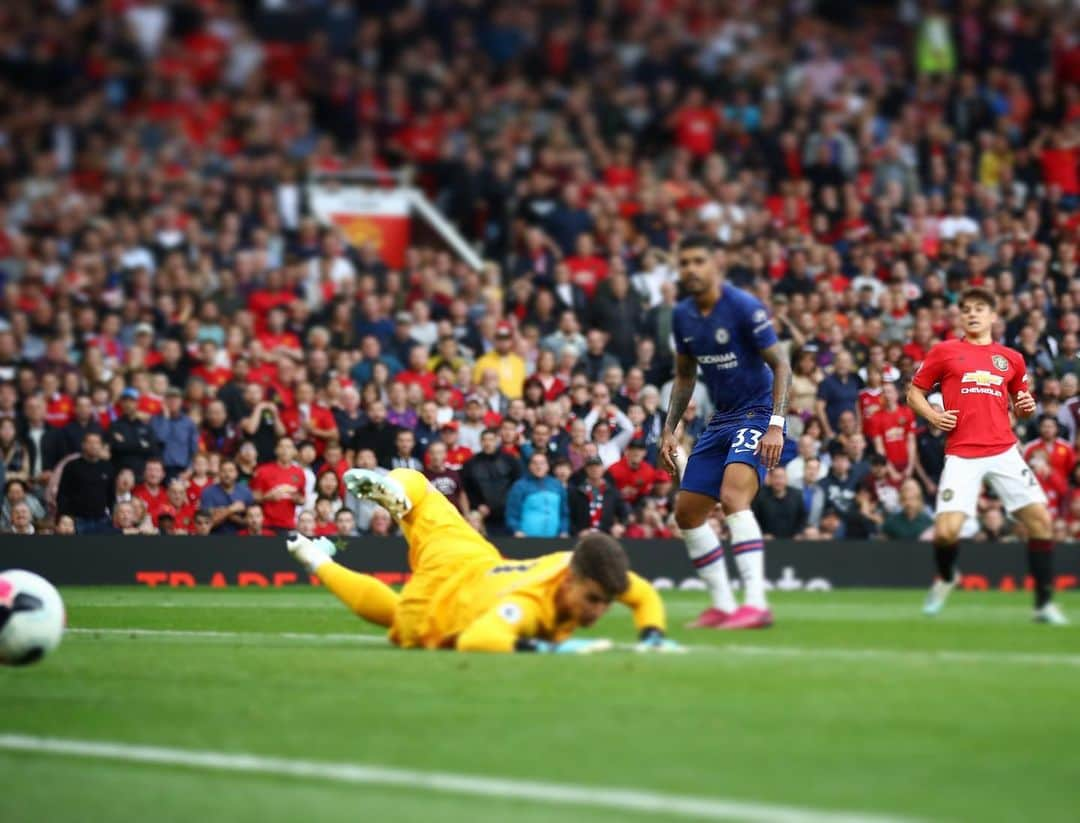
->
[2, 587, 1078, 822]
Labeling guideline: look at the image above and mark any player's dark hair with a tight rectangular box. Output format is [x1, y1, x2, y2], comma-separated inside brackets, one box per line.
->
[677, 233, 715, 254]
[570, 533, 630, 599]
[959, 287, 997, 311]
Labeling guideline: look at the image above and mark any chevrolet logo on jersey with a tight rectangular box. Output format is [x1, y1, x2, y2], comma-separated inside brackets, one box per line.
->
[961, 370, 1004, 386]
[961, 370, 1004, 396]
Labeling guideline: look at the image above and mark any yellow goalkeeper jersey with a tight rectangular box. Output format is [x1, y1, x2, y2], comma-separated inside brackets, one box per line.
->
[410, 551, 665, 652]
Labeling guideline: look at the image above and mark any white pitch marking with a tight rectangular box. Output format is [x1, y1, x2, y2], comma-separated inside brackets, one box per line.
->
[66, 627, 1080, 667]
[703, 643, 1080, 668]
[0, 734, 918, 823]
[67, 627, 386, 645]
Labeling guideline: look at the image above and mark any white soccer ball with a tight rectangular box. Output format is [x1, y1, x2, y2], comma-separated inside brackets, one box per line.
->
[0, 569, 65, 666]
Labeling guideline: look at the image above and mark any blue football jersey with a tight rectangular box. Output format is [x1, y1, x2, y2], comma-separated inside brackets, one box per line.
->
[672, 283, 777, 426]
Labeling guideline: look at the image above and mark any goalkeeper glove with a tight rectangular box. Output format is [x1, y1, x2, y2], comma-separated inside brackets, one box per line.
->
[634, 627, 686, 654]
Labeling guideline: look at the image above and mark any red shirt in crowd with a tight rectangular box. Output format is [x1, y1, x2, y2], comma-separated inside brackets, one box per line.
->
[45, 393, 73, 427]
[1036, 468, 1068, 517]
[901, 340, 930, 363]
[607, 458, 661, 505]
[190, 364, 232, 389]
[162, 502, 198, 533]
[1023, 438, 1077, 485]
[858, 387, 884, 429]
[137, 393, 164, 418]
[866, 405, 917, 470]
[1040, 146, 1079, 195]
[281, 403, 338, 455]
[564, 255, 609, 299]
[257, 330, 302, 353]
[250, 461, 306, 530]
[440, 445, 473, 473]
[673, 106, 720, 157]
[186, 476, 212, 507]
[320, 460, 349, 489]
[133, 484, 169, 524]
[395, 369, 437, 400]
[247, 290, 295, 333]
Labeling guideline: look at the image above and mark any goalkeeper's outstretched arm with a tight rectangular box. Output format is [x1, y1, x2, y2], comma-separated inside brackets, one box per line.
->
[618, 572, 667, 635]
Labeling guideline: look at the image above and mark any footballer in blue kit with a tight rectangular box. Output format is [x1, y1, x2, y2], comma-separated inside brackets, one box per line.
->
[672, 280, 777, 493]
[660, 234, 792, 630]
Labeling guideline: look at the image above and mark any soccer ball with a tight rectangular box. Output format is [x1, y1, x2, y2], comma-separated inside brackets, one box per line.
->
[0, 569, 65, 666]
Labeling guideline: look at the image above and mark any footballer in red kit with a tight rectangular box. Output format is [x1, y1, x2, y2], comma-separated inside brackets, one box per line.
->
[907, 287, 1067, 624]
[249, 437, 306, 532]
[866, 383, 918, 477]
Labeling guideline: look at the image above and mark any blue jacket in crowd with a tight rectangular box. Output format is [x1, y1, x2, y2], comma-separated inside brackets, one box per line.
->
[505, 474, 569, 538]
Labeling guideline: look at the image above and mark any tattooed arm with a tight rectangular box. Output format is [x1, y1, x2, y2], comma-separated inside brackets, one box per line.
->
[761, 343, 791, 421]
[758, 343, 791, 469]
[659, 353, 697, 474]
[665, 353, 698, 433]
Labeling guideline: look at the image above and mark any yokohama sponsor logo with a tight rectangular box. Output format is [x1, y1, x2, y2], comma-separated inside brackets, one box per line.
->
[698, 352, 739, 368]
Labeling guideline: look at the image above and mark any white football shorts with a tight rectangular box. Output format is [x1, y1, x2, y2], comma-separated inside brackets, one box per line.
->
[935, 446, 1048, 517]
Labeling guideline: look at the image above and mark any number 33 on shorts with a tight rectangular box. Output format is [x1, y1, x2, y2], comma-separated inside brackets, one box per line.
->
[731, 427, 763, 453]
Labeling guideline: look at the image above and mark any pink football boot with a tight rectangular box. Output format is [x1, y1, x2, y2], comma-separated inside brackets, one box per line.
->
[686, 607, 733, 629]
[718, 605, 774, 629]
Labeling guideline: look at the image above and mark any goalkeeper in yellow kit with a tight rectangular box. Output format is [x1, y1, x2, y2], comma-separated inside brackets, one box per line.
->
[286, 468, 681, 653]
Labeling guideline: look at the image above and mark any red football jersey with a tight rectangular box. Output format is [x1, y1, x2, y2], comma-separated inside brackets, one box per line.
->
[133, 485, 169, 523]
[45, 393, 74, 428]
[1036, 469, 1068, 517]
[443, 445, 473, 472]
[1023, 438, 1077, 485]
[858, 388, 884, 430]
[607, 458, 661, 505]
[867, 406, 916, 469]
[250, 462, 305, 530]
[138, 394, 164, 418]
[186, 476, 212, 507]
[190, 364, 233, 389]
[910, 339, 1027, 458]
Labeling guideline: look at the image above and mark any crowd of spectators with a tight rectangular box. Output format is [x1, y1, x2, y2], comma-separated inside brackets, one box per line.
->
[0, 1, 1078, 542]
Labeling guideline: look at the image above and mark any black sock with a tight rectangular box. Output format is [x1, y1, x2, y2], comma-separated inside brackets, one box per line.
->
[933, 542, 959, 583]
[1027, 539, 1054, 609]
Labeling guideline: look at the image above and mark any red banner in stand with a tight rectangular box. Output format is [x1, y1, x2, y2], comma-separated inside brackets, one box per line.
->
[309, 186, 410, 268]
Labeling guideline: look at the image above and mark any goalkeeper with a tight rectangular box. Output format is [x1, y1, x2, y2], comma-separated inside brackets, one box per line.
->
[287, 468, 681, 654]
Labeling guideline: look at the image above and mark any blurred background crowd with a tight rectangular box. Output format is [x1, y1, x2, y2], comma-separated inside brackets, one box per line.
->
[0, 0, 1077, 541]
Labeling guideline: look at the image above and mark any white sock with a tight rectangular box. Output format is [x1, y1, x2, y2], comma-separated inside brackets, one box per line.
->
[727, 509, 767, 609]
[682, 523, 737, 613]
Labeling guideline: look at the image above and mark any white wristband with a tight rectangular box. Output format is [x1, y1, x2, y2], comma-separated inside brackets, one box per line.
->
[769, 414, 785, 429]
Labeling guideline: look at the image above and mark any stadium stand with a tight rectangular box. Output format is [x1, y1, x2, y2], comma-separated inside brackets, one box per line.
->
[0, 0, 1077, 541]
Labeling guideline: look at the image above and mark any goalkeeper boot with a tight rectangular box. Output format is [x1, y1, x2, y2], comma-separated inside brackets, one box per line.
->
[1033, 603, 1069, 625]
[286, 532, 333, 574]
[719, 604, 774, 630]
[343, 469, 412, 518]
[922, 573, 959, 617]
